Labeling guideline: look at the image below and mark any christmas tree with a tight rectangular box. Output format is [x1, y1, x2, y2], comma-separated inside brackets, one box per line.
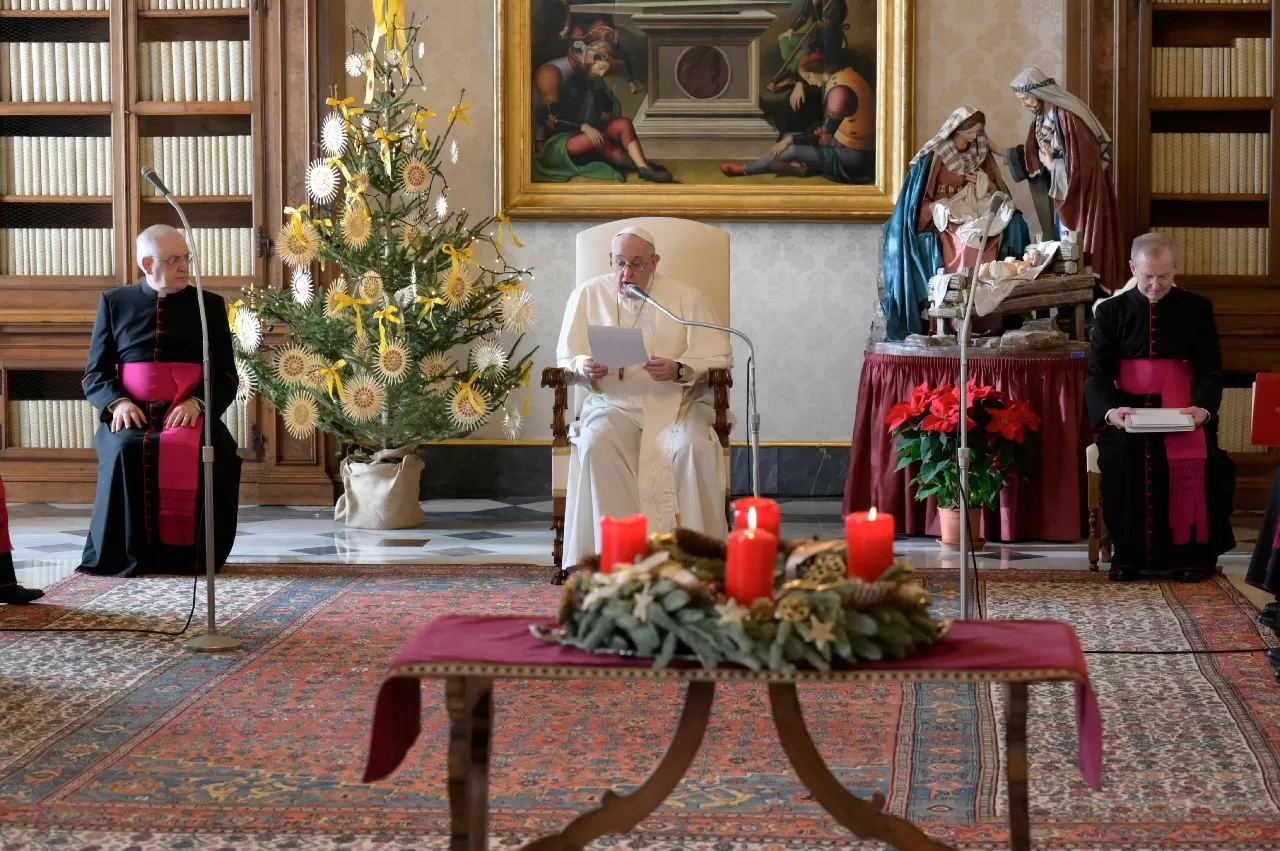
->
[231, 9, 536, 456]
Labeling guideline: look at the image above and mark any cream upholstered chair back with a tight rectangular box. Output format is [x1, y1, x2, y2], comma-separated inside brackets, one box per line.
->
[574, 217, 730, 323]
[570, 217, 731, 416]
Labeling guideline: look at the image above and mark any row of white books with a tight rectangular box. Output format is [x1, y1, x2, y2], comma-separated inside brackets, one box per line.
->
[1151, 133, 1270, 195]
[0, 42, 112, 104]
[1151, 39, 1273, 98]
[137, 41, 252, 103]
[1151, 227, 1269, 276]
[5, 399, 250, 450]
[0, 228, 114, 276]
[139, 136, 253, 196]
[0, 136, 113, 196]
[185, 227, 254, 276]
[1218, 388, 1268, 455]
[0, 1, 110, 8]
[143, 0, 247, 7]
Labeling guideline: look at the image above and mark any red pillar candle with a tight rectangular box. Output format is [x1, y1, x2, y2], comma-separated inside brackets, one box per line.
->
[725, 507, 778, 605]
[599, 514, 648, 574]
[845, 507, 896, 581]
[732, 497, 781, 537]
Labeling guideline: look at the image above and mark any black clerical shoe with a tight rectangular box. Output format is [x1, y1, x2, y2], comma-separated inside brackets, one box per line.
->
[0, 584, 44, 605]
[1258, 602, 1280, 633]
[1173, 567, 1212, 583]
[1108, 565, 1138, 582]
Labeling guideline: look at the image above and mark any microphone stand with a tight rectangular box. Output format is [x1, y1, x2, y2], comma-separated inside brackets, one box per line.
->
[955, 193, 1006, 621]
[626, 284, 761, 498]
[142, 166, 241, 653]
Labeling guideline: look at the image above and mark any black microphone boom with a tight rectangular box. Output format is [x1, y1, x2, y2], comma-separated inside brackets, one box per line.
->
[140, 165, 172, 197]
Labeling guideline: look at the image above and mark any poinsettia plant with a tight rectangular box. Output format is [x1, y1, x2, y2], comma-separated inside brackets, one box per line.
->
[885, 381, 1041, 510]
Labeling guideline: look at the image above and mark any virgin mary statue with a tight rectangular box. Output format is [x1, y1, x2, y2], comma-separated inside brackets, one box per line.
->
[881, 106, 1031, 340]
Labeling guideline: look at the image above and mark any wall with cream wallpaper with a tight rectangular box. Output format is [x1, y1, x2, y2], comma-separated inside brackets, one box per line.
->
[339, 0, 1065, 442]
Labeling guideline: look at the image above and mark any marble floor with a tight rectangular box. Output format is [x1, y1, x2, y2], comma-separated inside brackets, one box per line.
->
[6, 498, 1272, 610]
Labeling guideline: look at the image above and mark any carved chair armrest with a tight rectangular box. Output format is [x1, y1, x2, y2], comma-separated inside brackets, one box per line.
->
[541, 367, 572, 446]
[708, 368, 733, 448]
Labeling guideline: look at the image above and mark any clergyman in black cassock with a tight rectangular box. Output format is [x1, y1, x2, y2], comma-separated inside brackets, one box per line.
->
[1, 473, 44, 604]
[79, 225, 241, 577]
[1084, 233, 1235, 582]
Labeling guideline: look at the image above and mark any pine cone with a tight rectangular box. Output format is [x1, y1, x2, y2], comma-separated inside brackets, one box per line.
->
[893, 581, 931, 610]
[675, 527, 728, 560]
[749, 597, 776, 621]
[799, 553, 846, 585]
[579, 554, 601, 573]
[843, 580, 894, 609]
[775, 594, 811, 623]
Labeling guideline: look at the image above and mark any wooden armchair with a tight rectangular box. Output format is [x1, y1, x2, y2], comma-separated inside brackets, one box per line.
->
[543, 217, 735, 583]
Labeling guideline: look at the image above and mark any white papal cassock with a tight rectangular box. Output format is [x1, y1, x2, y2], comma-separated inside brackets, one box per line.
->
[557, 272, 732, 566]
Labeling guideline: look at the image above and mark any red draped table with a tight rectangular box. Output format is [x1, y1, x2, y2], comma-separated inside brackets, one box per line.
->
[363, 615, 1103, 851]
[843, 345, 1093, 541]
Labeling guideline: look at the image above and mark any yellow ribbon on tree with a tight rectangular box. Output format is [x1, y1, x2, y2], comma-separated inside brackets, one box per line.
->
[416, 295, 447, 326]
[373, 128, 403, 176]
[283, 204, 310, 239]
[325, 95, 365, 124]
[495, 279, 524, 297]
[371, 0, 408, 101]
[327, 157, 369, 213]
[372, 304, 401, 353]
[333, 292, 373, 337]
[456, 373, 485, 415]
[227, 298, 244, 329]
[412, 109, 436, 150]
[316, 359, 347, 400]
[495, 212, 524, 250]
[448, 103, 472, 127]
[440, 242, 479, 280]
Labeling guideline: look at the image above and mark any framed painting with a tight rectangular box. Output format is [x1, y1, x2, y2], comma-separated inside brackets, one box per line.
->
[495, 0, 913, 222]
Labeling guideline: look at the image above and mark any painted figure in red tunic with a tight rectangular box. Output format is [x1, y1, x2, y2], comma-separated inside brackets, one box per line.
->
[993, 67, 1126, 296]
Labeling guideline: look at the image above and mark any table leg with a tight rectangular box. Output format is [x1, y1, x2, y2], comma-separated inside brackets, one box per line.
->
[767, 684, 955, 851]
[446, 676, 493, 851]
[1074, 303, 1087, 340]
[521, 681, 716, 851]
[1005, 682, 1031, 851]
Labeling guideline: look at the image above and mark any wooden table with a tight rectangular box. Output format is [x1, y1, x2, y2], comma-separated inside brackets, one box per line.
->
[363, 616, 1103, 851]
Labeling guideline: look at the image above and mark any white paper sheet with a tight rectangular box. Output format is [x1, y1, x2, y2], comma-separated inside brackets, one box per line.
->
[1124, 408, 1196, 433]
[587, 325, 649, 369]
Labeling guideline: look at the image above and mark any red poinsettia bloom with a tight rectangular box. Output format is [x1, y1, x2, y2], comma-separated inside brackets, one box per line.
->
[885, 381, 939, 430]
[986, 400, 1040, 443]
[920, 389, 976, 433]
[965, 379, 1002, 405]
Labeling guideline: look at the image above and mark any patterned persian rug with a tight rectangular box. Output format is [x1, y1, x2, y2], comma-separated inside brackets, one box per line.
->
[1, 567, 1277, 850]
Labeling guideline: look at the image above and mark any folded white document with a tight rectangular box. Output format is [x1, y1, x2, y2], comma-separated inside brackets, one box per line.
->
[587, 325, 649, 369]
[1124, 408, 1195, 433]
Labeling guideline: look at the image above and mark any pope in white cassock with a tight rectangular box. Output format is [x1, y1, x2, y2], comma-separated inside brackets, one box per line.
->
[556, 227, 733, 566]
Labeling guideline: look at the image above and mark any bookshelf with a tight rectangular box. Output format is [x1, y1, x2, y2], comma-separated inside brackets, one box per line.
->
[1111, 0, 1280, 508]
[0, 0, 337, 504]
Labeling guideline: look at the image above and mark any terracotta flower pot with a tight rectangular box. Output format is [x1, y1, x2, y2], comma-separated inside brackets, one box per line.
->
[938, 507, 986, 551]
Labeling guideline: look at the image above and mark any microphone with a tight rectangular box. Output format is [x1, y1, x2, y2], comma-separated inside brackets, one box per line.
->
[140, 165, 172, 197]
[143, 167, 238, 652]
[953, 190, 1009, 621]
[622, 282, 764, 499]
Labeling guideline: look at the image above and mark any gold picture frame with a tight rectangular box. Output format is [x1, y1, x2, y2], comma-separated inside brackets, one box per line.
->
[495, 0, 914, 222]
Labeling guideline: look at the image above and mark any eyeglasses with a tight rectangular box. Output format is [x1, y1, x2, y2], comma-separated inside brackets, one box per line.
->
[158, 254, 191, 268]
[611, 257, 651, 272]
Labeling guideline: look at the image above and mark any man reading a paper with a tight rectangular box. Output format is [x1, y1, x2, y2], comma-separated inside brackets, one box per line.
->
[556, 227, 732, 567]
[1085, 232, 1235, 582]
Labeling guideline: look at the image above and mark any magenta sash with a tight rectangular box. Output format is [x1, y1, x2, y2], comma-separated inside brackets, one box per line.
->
[120, 362, 203, 547]
[1116, 359, 1208, 545]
